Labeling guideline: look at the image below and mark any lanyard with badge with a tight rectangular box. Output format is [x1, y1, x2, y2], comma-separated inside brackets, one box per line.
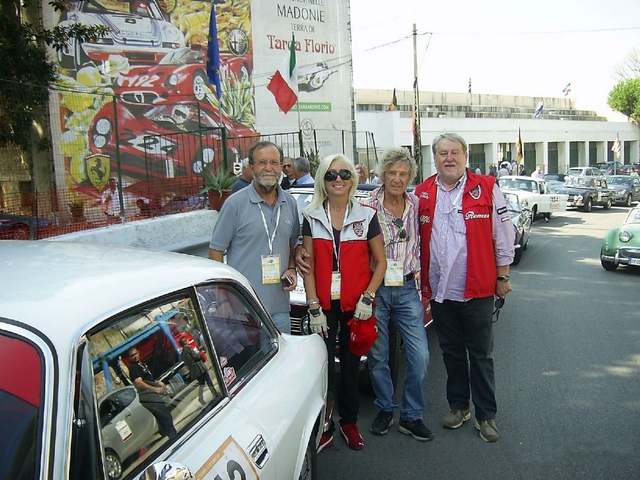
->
[383, 197, 407, 287]
[258, 203, 281, 284]
[326, 203, 348, 300]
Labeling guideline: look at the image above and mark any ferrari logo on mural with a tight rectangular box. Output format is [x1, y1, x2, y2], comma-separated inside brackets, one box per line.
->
[86, 154, 111, 190]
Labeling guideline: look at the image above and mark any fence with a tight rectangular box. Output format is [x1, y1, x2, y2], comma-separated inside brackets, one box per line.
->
[0, 80, 378, 240]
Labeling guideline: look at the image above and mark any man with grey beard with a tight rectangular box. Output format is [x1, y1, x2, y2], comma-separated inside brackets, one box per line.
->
[209, 140, 299, 333]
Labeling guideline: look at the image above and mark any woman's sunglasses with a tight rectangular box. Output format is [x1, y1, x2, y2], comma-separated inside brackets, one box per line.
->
[392, 217, 406, 239]
[324, 169, 352, 182]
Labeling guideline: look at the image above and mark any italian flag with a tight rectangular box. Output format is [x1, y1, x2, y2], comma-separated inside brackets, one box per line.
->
[267, 34, 298, 114]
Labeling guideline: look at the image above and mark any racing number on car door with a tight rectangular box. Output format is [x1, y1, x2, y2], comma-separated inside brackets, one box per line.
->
[197, 436, 258, 480]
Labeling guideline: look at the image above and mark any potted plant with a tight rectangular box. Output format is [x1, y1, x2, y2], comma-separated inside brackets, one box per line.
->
[201, 166, 238, 211]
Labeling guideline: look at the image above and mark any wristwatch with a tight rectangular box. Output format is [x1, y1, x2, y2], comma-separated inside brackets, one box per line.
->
[309, 307, 321, 316]
[361, 296, 373, 306]
[364, 290, 376, 299]
[497, 275, 510, 282]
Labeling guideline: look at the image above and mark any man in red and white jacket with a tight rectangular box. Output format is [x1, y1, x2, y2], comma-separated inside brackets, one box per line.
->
[415, 132, 515, 443]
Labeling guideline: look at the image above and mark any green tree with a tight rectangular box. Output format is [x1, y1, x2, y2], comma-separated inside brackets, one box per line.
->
[607, 78, 640, 123]
[0, 0, 107, 149]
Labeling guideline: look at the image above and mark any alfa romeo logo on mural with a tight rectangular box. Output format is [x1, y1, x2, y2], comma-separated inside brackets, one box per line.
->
[86, 154, 111, 190]
[227, 29, 249, 56]
[301, 118, 314, 139]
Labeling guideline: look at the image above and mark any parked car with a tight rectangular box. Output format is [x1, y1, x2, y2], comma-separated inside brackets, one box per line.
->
[555, 176, 614, 212]
[497, 176, 567, 219]
[596, 161, 629, 175]
[566, 166, 604, 178]
[0, 212, 50, 240]
[600, 205, 640, 270]
[57, 0, 185, 71]
[543, 173, 566, 192]
[0, 241, 328, 480]
[606, 175, 640, 207]
[502, 190, 533, 265]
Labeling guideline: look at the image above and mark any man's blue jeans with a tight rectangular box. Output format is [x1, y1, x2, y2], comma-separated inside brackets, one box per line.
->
[368, 278, 430, 421]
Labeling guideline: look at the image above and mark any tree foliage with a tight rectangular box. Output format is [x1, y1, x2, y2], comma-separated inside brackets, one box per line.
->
[614, 48, 640, 81]
[607, 78, 640, 123]
[0, 0, 107, 149]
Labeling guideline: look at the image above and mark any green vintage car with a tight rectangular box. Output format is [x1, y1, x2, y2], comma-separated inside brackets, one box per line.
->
[600, 206, 640, 270]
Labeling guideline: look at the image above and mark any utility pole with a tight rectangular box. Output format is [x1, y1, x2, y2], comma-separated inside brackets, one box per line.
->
[412, 23, 423, 180]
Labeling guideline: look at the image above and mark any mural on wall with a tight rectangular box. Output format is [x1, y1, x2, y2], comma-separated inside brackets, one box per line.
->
[51, 0, 256, 214]
[46, 0, 351, 216]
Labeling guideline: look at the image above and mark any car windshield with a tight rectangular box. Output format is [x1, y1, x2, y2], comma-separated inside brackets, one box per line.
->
[503, 193, 521, 212]
[159, 48, 202, 66]
[567, 168, 585, 177]
[624, 208, 640, 225]
[566, 177, 595, 187]
[83, 0, 163, 19]
[498, 178, 537, 192]
[544, 174, 563, 182]
[607, 176, 632, 186]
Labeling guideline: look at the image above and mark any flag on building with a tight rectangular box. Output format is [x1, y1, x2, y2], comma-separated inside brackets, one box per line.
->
[468, 77, 472, 94]
[205, 4, 221, 99]
[533, 98, 544, 118]
[412, 78, 422, 167]
[516, 126, 523, 165]
[388, 89, 398, 111]
[267, 34, 298, 114]
[612, 133, 621, 158]
[562, 83, 571, 97]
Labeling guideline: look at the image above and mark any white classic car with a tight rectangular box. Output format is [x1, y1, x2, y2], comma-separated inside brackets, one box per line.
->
[498, 176, 568, 219]
[57, 0, 185, 71]
[0, 241, 327, 480]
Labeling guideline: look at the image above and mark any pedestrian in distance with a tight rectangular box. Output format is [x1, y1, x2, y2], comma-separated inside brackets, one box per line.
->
[291, 156, 315, 187]
[231, 158, 253, 194]
[209, 140, 299, 334]
[281, 156, 295, 190]
[362, 147, 434, 442]
[415, 132, 515, 443]
[298, 154, 386, 452]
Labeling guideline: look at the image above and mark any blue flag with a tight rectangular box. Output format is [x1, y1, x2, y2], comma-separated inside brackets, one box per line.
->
[206, 3, 221, 99]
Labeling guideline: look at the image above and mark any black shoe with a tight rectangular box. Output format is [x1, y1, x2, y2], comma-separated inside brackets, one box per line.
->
[371, 410, 394, 435]
[399, 418, 434, 442]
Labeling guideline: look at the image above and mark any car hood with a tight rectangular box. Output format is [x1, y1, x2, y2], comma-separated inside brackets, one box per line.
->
[556, 186, 591, 194]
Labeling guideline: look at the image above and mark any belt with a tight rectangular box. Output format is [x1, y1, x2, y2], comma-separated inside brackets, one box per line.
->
[404, 272, 415, 282]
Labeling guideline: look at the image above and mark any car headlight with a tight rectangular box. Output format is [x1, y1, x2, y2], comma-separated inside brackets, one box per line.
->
[575, 194, 583, 201]
[168, 74, 179, 86]
[93, 135, 107, 149]
[619, 230, 633, 242]
[95, 118, 111, 135]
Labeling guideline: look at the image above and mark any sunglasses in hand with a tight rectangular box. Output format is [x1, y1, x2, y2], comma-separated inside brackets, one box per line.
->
[493, 296, 505, 323]
[324, 169, 352, 182]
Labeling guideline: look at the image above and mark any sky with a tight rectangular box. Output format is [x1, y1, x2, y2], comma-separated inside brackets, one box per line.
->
[349, 0, 640, 121]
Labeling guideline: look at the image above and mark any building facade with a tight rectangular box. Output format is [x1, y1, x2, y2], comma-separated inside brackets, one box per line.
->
[355, 89, 639, 180]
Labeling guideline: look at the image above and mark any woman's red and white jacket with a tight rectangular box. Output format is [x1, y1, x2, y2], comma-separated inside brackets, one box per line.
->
[303, 200, 376, 312]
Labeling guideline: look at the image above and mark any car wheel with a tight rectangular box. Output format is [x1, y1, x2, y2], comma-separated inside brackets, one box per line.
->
[512, 246, 522, 266]
[192, 146, 215, 175]
[239, 63, 250, 82]
[603, 198, 612, 210]
[298, 434, 317, 480]
[582, 197, 592, 212]
[193, 71, 207, 101]
[600, 249, 618, 271]
[531, 205, 538, 220]
[11, 225, 30, 240]
[388, 322, 402, 390]
[625, 195, 632, 207]
[104, 449, 122, 480]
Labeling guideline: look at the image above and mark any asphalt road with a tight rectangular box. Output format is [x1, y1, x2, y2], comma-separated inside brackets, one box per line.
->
[316, 206, 640, 480]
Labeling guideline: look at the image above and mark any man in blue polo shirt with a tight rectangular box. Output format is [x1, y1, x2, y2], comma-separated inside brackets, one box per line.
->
[209, 140, 299, 333]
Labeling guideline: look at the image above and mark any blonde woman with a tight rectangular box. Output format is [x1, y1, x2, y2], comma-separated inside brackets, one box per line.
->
[301, 154, 386, 451]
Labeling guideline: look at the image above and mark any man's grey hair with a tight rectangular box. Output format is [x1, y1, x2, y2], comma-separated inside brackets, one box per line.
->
[431, 132, 468, 155]
[377, 147, 417, 183]
[294, 156, 311, 174]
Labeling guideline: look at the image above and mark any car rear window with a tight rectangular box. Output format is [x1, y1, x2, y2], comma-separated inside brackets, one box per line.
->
[0, 332, 43, 479]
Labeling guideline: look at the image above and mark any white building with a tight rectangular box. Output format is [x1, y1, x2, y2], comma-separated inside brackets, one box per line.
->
[355, 89, 639, 179]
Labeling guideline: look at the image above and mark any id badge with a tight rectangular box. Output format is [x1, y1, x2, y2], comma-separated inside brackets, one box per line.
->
[385, 260, 404, 286]
[331, 271, 341, 300]
[261, 254, 281, 284]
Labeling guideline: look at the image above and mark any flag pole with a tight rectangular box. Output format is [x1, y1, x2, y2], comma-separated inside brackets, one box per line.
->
[412, 23, 423, 180]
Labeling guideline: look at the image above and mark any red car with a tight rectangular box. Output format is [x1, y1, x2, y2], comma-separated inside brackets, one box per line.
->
[88, 99, 256, 180]
[114, 47, 252, 105]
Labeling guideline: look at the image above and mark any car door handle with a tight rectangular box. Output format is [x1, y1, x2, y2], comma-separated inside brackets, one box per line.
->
[247, 434, 269, 469]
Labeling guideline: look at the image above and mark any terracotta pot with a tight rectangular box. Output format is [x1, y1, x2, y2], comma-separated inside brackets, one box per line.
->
[208, 190, 231, 211]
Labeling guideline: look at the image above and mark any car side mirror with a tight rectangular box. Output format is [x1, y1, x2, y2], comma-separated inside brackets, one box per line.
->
[138, 462, 194, 479]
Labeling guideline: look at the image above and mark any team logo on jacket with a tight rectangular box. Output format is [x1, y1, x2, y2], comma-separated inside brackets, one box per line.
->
[353, 221, 364, 237]
[465, 211, 490, 220]
[420, 214, 431, 224]
[469, 185, 481, 200]
[419, 192, 429, 200]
